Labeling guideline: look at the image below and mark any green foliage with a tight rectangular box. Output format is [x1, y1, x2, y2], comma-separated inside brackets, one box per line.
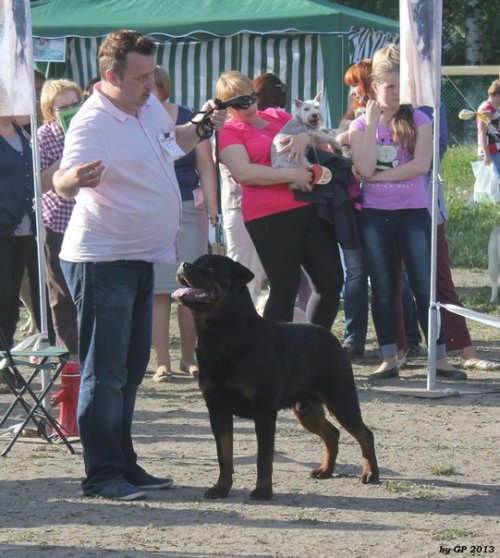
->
[429, 464, 455, 476]
[442, 146, 500, 269]
[433, 528, 474, 540]
[336, 0, 500, 64]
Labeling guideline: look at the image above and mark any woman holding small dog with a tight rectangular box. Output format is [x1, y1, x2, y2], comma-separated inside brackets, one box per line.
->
[216, 71, 343, 328]
[349, 56, 450, 380]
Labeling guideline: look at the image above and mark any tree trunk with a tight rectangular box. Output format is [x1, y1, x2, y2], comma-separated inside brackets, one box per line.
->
[465, 0, 482, 64]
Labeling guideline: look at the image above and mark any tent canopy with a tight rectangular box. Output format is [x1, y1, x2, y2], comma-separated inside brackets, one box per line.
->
[31, 0, 398, 39]
[30, 0, 398, 124]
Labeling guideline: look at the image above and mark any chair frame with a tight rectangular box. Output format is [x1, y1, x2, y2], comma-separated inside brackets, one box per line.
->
[0, 327, 75, 457]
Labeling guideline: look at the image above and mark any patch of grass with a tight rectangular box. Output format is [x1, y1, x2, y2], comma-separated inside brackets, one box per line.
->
[442, 145, 500, 269]
[442, 145, 477, 198]
[414, 489, 439, 500]
[384, 480, 417, 494]
[384, 480, 439, 500]
[29, 453, 53, 459]
[433, 528, 474, 540]
[429, 464, 456, 476]
[15, 530, 36, 542]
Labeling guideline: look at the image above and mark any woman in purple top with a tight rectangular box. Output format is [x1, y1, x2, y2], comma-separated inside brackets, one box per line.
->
[349, 56, 447, 381]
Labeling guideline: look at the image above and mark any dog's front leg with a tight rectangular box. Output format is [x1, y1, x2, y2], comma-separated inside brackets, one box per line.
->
[205, 407, 234, 499]
[251, 410, 277, 500]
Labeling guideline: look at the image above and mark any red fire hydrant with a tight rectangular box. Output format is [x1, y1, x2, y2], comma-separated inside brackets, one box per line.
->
[50, 361, 80, 437]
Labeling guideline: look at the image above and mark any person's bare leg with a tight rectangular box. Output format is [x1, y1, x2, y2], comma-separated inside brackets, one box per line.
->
[152, 293, 172, 381]
[178, 303, 198, 378]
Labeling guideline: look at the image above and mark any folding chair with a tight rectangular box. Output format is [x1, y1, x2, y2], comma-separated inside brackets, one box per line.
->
[0, 327, 75, 457]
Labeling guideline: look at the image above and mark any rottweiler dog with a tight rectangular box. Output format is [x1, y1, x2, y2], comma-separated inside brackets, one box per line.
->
[173, 254, 378, 500]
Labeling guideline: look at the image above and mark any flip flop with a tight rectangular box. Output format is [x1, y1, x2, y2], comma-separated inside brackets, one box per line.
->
[180, 360, 199, 379]
[460, 358, 500, 371]
[153, 365, 173, 382]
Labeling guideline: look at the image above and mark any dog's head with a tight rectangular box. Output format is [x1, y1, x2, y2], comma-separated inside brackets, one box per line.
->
[173, 255, 255, 319]
[294, 93, 323, 129]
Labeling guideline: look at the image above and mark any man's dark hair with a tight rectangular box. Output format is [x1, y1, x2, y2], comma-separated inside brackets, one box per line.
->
[98, 29, 157, 80]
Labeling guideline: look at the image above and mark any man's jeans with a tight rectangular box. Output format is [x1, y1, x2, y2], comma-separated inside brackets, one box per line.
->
[359, 208, 446, 359]
[61, 260, 153, 492]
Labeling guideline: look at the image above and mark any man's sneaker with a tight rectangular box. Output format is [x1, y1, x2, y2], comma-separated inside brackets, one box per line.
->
[125, 468, 174, 490]
[81, 480, 146, 501]
[436, 368, 468, 381]
[342, 342, 365, 357]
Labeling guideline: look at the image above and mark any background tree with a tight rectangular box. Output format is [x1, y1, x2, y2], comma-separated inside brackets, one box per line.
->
[335, 0, 499, 64]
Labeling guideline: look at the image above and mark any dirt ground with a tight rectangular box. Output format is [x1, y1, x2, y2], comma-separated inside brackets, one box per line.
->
[1, 269, 499, 558]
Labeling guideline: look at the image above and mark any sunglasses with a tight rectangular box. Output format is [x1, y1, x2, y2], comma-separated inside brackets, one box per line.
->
[231, 91, 257, 110]
[54, 101, 81, 113]
[275, 82, 286, 93]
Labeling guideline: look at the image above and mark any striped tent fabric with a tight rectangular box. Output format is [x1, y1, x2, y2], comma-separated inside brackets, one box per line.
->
[62, 34, 324, 112]
[347, 27, 399, 64]
[45, 28, 398, 123]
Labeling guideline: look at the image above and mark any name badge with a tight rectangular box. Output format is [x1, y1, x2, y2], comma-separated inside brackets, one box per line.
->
[158, 131, 185, 162]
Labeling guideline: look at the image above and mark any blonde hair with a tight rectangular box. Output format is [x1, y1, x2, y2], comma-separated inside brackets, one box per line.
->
[372, 43, 400, 68]
[216, 71, 253, 102]
[154, 66, 171, 101]
[371, 57, 417, 154]
[40, 79, 83, 123]
[488, 79, 500, 98]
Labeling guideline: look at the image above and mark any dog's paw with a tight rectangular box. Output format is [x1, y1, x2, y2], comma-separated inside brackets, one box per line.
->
[310, 467, 334, 479]
[250, 487, 273, 500]
[361, 470, 379, 484]
[204, 485, 231, 499]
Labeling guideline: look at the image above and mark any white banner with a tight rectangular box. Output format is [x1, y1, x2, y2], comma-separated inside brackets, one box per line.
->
[0, 0, 34, 116]
[441, 304, 500, 330]
[399, 0, 442, 108]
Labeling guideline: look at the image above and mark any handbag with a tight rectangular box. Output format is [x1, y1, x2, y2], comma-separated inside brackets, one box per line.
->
[472, 160, 500, 203]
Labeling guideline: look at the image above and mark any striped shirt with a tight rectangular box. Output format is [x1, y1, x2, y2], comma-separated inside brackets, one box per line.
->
[37, 121, 75, 233]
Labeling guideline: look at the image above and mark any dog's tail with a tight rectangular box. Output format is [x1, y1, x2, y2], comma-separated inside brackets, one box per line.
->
[488, 227, 500, 303]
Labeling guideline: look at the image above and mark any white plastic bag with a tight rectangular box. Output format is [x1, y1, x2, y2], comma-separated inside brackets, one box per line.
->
[472, 160, 500, 203]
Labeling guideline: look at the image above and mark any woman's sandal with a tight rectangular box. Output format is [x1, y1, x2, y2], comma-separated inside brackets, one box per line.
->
[180, 360, 199, 379]
[460, 358, 500, 371]
[153, 365, 173, 382]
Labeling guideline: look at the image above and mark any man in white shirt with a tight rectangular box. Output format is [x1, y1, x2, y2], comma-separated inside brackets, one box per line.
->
[54, 29, 225, 501]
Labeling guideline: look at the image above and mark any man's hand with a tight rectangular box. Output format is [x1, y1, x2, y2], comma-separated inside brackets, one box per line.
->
[199, 100, 226, 132]
[73, 161, 105, 188]
[54, 160, 105, 198]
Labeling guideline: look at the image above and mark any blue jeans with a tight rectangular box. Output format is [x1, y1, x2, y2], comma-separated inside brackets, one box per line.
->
[342, 247, 368, 348]
[61, 260, 153, 492]
[491, 152, 500, 180]
[401, 271, 422, 346]
[359, 209, 446, 359]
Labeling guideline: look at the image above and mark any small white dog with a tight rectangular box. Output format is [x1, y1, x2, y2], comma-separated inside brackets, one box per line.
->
[271, 94, 339, 188]
[488, 226, 500, 303]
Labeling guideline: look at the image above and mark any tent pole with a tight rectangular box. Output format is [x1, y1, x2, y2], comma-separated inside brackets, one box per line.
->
[426, 0, 444, 391]
[29, 46, 51, 407]
[427, 103, 440, 391]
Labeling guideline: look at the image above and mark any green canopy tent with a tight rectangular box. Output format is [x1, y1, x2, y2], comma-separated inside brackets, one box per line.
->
[31, 0, 398, 125]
